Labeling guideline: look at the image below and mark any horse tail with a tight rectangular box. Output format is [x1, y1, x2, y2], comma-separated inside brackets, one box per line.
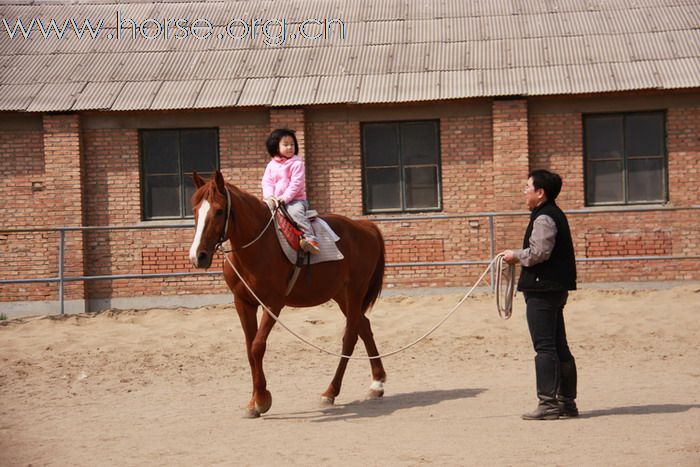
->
[361, 223, 385, 313]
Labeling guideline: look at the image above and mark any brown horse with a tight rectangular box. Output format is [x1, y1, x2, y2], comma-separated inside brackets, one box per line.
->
[188, 171, 387, 418]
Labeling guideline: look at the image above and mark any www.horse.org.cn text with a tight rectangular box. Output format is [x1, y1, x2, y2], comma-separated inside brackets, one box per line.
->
[1, 12, 348, 47]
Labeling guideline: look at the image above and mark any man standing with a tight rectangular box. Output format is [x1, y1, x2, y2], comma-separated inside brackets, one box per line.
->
[503, 169, 578, 420]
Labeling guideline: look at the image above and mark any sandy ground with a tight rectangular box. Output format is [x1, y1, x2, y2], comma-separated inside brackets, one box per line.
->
[1, 285, 699, 466]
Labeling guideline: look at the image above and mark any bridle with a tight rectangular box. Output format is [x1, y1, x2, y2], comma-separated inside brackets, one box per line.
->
[209, 185, 277, 253]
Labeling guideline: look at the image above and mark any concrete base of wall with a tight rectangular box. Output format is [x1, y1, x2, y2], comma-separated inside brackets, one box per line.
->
[1, 280, 698, 320]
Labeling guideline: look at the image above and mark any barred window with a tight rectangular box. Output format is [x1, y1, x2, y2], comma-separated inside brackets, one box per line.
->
[140, 128, 219, 219]
[584, 112, 667, 206]
[361, 120, 441, 213]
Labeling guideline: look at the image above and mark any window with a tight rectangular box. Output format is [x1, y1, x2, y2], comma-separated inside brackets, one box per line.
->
[140, 128, 219, 219]
[362, 120, 441, 213]
[584, 112, 667, 206]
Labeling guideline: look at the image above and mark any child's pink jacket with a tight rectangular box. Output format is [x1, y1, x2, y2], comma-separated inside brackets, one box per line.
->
[261, 155, 307, 203]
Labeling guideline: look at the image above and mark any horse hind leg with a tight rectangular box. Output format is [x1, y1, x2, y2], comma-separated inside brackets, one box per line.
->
[359, 315, 386, 399]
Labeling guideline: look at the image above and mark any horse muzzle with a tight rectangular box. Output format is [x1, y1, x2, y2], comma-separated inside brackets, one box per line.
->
[190, 249, 213, 269]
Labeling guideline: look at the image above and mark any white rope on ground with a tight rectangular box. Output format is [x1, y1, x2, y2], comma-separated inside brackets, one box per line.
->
[219, 249, 514, 360]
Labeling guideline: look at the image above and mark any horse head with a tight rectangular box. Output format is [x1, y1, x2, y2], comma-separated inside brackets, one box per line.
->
[188, 170, 230, 269]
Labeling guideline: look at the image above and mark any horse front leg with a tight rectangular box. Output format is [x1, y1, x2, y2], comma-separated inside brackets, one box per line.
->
[248, 305, 282, 416]
[234, 297, 261, 419]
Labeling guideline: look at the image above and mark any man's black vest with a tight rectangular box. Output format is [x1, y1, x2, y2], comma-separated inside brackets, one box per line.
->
[517, 201, 577, 292]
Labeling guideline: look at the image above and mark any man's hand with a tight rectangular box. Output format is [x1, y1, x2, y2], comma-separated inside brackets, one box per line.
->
[502, 250, 519, 265]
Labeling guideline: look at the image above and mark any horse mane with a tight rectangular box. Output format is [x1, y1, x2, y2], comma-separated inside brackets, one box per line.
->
[192, 177, 265, 214]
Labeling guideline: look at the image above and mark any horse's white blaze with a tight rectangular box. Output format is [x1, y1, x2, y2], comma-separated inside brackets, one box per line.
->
[189, 200, 211, 266]
[370, 380, 384, 392]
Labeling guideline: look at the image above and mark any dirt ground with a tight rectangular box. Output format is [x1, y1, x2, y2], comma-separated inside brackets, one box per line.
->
[1, 285, 699, 466]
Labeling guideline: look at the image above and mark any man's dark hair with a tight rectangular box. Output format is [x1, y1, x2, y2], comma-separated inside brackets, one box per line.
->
[266, 128, 299, 157]
[529, 169, 562, 201]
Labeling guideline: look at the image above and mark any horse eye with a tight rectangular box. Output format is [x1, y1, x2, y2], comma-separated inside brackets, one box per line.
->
[216, 209, 224, 216]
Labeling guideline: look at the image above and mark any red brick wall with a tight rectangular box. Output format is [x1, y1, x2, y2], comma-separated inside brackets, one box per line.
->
[1, 94, 699, 308]
[667, 106, 700, 205]
[0, 124, 56, 300]
[306, 119, 363, 216]
[492, 99, 530, 211]
[440, 114, 494, 213]
[528, 111, 584, 210]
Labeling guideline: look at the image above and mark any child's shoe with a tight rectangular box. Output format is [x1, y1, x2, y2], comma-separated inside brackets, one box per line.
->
[299, 237, 320, 255]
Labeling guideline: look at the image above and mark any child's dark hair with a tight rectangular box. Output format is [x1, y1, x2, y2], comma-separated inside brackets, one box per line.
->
[529, 169, 563, 201]
[266, 128, 299, 157]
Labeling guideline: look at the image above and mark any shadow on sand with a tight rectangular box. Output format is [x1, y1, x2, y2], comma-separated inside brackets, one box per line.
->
[264, 388, 486, 422]
[581, 403, 700, 418]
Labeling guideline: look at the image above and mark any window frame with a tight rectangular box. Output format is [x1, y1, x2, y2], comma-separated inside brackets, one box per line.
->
[139, 127, 220, 220]
[361, 119, 442, 214]
[583, 111, 668, 207]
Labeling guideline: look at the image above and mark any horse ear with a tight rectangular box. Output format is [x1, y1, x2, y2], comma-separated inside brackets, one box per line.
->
[192, 171, 206, 189]
[214, 170, 226, 194]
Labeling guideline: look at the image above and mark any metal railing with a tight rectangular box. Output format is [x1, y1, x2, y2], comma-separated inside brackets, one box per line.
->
[1, 206, 698, 314]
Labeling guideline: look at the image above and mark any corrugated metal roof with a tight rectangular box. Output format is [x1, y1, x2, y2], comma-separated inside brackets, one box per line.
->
[150, 80, 204, 110]
[111, 81, 161, 111]
[72, 81, 123, 110]
[358, 74, 397, 103]
[396, 72, 440, 102]
[272, 76, 319, 106]
[0, 0, 697, 111]
[26, 82, 84, 112]
[315, 75, 360, 103]
[525, 66, 571, 96]
[0, 83, 43, 111]
[568, 63, 617, 94]
[440, 70, 481, 99]
[482, 68, 526, 96]
[194, 79, 245, 108]
[656, 57, 700, 89]
[237, 77, 278, 106]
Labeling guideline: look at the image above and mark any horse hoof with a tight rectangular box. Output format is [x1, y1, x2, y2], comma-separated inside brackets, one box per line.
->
[255, 391, 272, 414]
[243, 407, 261, 419]
[320, 396, 335, 407]
[367, 380, 385, 399]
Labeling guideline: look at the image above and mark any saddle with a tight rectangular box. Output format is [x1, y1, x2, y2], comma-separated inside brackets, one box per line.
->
[275, 203, 306, 252]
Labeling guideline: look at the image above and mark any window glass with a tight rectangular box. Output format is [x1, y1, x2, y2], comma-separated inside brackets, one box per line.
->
[628, 158, 664, 202]
[143, 130, 179, 173]
[145, 175, 180, 218]
[366, 168, 401, 210]
[585, 116, 623, 160]
[364, 124, 399, 167]
[362, 121, 441, 213]
[626, 114, 664, 157]
[405, 166, 438, 209]
[401, 122, 439, 165]
[587, 160, 624, 204]
[584, 112, 666, 205]
[141, 128, 218, 219]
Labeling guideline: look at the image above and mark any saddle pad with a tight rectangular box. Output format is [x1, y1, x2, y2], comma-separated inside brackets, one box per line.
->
[273, 216, 344, 265]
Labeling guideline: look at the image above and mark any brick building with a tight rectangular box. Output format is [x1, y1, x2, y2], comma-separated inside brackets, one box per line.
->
[1, 0, 699, 315]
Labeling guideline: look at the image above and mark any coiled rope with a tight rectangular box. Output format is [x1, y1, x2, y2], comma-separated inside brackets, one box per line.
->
[219, 249, 515, 360]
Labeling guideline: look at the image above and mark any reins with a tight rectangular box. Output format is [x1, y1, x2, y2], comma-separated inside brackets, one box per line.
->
[217, 247, 515, 360]
[215, 186, 277, 253]
[208, 184, 516, 360]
